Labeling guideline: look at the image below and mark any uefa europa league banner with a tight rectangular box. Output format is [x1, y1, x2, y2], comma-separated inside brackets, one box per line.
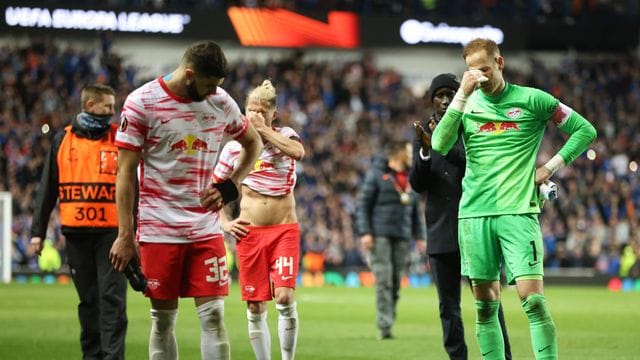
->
[2, 3, 637, 51]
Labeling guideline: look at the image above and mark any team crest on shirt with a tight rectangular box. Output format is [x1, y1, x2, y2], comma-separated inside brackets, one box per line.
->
[244, 285, 255, 294]
[202, 113, 217, 122]
[506, 107, 522, 119]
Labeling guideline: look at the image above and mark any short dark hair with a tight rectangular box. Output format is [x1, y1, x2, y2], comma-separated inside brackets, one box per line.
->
[385, 140, 409, 157]
[80, 84, 115, 111]
[182, 40, 228, 78]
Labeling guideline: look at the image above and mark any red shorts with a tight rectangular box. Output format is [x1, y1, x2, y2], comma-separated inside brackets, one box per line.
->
[236, 223, 300, 301]
[139, 237, 229, 300]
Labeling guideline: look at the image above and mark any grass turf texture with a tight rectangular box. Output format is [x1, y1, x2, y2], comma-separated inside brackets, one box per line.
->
[1, 283, 638, 359]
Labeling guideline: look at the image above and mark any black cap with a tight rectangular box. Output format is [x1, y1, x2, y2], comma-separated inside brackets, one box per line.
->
[427, 73, 460, 101]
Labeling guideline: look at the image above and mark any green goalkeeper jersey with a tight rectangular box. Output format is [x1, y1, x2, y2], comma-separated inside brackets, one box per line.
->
[432, 82, 596, 218]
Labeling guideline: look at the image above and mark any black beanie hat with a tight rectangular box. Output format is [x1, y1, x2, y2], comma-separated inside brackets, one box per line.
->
[428, 73, 460, 101]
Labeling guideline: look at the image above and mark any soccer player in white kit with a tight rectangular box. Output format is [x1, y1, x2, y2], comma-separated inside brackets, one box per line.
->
[109, 41, 263, 360]
[214, 80, 305, 360]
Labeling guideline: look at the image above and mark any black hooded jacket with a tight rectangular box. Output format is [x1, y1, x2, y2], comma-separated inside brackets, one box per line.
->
[356, 156, 426, 241]
[409, 119, 465, 254]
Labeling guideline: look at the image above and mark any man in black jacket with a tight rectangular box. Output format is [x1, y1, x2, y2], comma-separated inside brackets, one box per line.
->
[409, 74, 512, 359]
[357, 140, 427, 340]
[31, 84, 128, 359]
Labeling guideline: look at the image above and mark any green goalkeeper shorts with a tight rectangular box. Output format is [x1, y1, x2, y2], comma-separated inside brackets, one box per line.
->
[459, 213, 544, 285]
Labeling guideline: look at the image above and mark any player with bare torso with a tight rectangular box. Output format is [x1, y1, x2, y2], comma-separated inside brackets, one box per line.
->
[214, 80, 304, 360]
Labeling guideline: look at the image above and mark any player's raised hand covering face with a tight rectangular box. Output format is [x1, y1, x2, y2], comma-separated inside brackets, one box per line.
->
[246, 97, 276, 130]
[463, 49, 505, 97]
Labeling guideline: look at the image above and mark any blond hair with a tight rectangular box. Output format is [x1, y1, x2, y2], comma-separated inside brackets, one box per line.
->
[247, 80, 277, 109]
[463, 38, 500, 60]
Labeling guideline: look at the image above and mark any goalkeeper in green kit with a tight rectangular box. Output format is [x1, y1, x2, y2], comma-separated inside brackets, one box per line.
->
[431, 38, 597, 360]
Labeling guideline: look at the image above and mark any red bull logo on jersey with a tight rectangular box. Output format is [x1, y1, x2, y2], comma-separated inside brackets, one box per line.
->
[169, 134, 209, 155]
[477, 122, 498, 133]
[253, 159, 274, 171]
[500, 122, 520, 131]
[192, 138, 208, 151]
[476, 121, 520, 134]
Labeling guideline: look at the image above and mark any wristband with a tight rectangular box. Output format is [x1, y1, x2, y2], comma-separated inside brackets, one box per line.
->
[214, 179, 240, 204]
[450, 88, 468, 112]
[543, 154, 565, 174]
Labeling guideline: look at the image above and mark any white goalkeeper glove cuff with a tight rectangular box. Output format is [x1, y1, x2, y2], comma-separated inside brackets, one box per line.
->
[450, 88, 468, 112]
[543, 154, 565, 175]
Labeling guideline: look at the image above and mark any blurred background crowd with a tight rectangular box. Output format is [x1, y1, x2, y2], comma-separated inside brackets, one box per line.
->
[2, 28, 639, 279]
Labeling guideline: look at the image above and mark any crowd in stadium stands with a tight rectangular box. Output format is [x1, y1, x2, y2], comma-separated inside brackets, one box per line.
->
[1, 36, 638, 280]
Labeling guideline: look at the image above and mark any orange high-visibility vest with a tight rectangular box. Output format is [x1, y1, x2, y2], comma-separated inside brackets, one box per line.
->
[57, 124, 119, 228]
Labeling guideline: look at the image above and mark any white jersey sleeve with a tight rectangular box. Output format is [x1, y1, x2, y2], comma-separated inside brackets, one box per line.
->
[115, 88, 149, 151]
[212, 141, 242, 183]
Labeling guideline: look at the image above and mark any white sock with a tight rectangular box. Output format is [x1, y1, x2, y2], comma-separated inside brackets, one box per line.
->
[248, 309, 271, 360]
[149, 308, 178, 360]
[197, 300, 230, 360]
[276, 302, 298, 360]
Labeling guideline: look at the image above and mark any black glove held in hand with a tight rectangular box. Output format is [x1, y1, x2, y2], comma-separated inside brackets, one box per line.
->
[123, 261, 147, 293]
[214, 179, 239, 204]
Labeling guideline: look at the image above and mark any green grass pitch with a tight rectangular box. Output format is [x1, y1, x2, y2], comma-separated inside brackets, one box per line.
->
[1, 282, 638, 359]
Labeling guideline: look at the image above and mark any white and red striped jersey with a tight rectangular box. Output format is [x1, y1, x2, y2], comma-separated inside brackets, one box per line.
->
[115, 77, 248, 243]
[213, 126, 299, 196]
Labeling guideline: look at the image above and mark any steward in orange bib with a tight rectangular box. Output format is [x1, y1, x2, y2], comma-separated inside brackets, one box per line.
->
[30, 84, 128, 360]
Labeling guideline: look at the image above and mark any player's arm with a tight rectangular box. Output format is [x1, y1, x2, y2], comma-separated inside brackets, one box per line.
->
[431, 109, 462, 155]
[229, 121, 263, 186]
[30, 131, 65, 255]
[536, 102, 597, 184]
[202, 121, 262, 211]
[211, 143, 251, 238]
[443, 136, 466, 168]
[219, 204, 234, 232]
[220, 202, 250, 240]
[109, 148, 141, 272]
[432, 70, 480, 155]
[255, 125, 305, 161]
